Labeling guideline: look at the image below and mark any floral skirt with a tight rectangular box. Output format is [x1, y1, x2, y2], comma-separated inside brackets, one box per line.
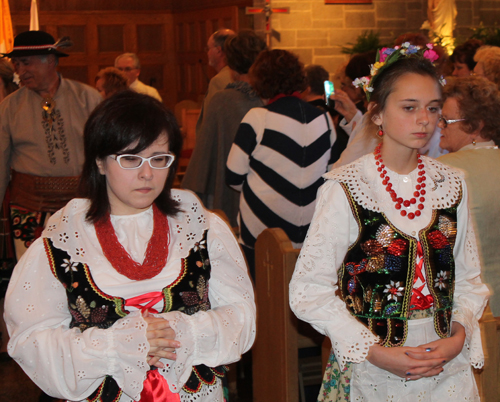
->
[0, 205, 49, 298]
[318, 351, 352, 402]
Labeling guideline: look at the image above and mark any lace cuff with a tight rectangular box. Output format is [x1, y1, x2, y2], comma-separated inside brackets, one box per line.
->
[324, 315, 380, 371]
[451, 308, 484, 369]
[339, 109, 362, 137]
[156, 311, 197, 393]
[107, 311, 150, 401]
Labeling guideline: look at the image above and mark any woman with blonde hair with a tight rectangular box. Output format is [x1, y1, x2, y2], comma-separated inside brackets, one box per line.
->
[473, 45, 500, 86]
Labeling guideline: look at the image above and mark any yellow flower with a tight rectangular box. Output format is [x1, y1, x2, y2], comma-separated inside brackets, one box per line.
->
[370, 61, 385, 76]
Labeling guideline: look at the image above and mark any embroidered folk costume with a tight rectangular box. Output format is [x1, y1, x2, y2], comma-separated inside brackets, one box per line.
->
[5, 190, 256, 402]
[0, 31, 102, 260]
[289, 154, 489, 401]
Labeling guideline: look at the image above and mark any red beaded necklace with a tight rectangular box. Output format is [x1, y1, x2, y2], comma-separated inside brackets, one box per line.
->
[94, 203, 170, 280]
[374, 143, 426, 220]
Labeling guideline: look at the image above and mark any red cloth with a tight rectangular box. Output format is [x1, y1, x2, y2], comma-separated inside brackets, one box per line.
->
[409, 241, 434, 310]
[140, 369, 181, 402]
[267, 91, 302, 105]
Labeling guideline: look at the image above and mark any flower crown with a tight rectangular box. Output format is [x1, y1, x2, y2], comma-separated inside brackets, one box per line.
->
[353, 42, 441, 102]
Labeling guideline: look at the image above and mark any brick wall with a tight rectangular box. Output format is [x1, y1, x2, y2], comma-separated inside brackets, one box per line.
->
[252, 0, 499, 77]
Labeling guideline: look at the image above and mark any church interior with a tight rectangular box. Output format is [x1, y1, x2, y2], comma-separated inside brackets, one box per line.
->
[1, 0, 500, 401]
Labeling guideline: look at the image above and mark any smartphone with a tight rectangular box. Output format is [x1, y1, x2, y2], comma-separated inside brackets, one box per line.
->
[324, 80, 334, 106]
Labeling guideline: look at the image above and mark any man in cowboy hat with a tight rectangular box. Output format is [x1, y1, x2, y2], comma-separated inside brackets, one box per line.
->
[0, 30, 102, 260]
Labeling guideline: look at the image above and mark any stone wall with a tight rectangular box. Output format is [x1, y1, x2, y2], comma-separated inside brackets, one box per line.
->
[252, 0, 499, 77]
[455, 0, 500, 40]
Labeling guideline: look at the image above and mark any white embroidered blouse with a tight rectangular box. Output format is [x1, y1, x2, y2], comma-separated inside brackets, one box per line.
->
[289, 154, 489, 373]
[5, 189, 256, 402]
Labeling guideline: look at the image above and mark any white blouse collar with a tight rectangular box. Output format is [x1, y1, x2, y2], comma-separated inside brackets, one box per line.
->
[42, 190, 210, 265]
[324, 153, 464, 213]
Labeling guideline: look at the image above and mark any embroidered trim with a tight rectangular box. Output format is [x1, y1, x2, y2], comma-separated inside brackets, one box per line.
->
[162, 257, 188, 313]
[338, 183, 460, 347]
[325, 155, 463, 213]
[43, 191, 209, 267]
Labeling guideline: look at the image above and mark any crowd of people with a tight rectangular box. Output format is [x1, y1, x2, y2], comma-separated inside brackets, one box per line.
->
[0, 25, 499, 402]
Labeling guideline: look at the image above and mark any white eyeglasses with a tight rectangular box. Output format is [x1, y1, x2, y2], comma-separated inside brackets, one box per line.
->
[110, 154, 175, 169]
[438, 116, 466, 128]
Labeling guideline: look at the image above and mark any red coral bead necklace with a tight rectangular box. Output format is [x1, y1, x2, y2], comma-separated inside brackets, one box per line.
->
[374, 143, 426, 220]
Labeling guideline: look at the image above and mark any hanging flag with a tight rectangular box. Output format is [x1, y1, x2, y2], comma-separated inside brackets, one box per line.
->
[30, 0, 39, 31]
[0, 0, 14, 54]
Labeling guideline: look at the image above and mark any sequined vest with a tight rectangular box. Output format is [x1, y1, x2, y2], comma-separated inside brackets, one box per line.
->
[43, 230, 226, 402]
[339, 183, 460, 347]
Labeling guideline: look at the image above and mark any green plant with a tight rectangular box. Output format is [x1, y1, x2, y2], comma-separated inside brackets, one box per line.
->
[469, 23, 500, 46]
[341, 30, 388, 55]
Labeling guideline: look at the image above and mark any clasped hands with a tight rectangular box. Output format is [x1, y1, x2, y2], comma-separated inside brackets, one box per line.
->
[366, 322, 466, 381]
[143, 310, 181, 368]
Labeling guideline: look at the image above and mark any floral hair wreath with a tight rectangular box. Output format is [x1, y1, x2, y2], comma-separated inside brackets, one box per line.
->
[353, 42, 446, 102]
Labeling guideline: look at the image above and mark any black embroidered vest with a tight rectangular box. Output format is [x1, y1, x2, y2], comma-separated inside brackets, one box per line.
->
[339, 183, 460, 347]
[44, 230, 226, 402]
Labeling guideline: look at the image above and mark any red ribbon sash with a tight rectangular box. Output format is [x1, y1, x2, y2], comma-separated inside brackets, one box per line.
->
[125, 291, 164, 314]
[409, 242, 434, 310]
[140, 369, 181, 402]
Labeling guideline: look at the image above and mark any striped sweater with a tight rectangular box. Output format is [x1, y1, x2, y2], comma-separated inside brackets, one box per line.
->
[226, 96, 336, 249]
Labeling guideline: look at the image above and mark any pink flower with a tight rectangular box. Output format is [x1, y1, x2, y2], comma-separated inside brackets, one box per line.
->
[379, 47, 389, 62]
[424, 49, 439, 63]
[426, 43, 434, 49]
[379, 47, 397, 63]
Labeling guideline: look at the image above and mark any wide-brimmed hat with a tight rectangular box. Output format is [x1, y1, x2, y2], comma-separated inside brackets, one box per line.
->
[2, 31, 69, 58]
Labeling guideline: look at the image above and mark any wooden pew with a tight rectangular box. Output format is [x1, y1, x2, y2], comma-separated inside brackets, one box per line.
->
[253, 227, 500, 402]
[253, 228, 323, 402]
[173, 108, 201, 187]
[473, 304, 500, 401]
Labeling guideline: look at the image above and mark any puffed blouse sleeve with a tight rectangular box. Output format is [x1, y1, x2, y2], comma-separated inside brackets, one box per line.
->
[289, 180, 380, 370]
[451, 180, 490, 368]
[4, 239, 150, 401]
[156, 211, 256, 391]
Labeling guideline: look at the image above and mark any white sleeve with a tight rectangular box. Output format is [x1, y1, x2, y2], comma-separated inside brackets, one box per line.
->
[339, 109, 363, 138]
[333, 114, 380, 169]
[451, 181, 490, 368]
[289, 180, 379, 370]
[5, 239, 151, 401]
[157, 213, 256, 391]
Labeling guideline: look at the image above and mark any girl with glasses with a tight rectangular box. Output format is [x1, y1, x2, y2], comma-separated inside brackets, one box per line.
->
[4, 91, 256, 402]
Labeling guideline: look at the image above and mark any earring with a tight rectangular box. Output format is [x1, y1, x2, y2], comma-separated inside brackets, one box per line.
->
[472, 138, 476, 146]
[377, 126, 384, 137]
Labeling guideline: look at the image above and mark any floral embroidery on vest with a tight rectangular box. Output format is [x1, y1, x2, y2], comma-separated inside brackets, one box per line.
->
[44, 230, 225, 401]
[339, 183, 460, 347]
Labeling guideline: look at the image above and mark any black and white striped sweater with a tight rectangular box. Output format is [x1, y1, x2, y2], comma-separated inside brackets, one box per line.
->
[226, 96, 336, 249]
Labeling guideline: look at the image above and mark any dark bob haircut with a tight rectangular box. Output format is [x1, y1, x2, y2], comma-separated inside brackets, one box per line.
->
[79, 90, 183, 223]
[304, 64, 329, 96]
[450, 39, 483, 70]
[250, 49, 307, 99]
[345, 51, 376, 82]
[369, 57, 441, 118]
[225, 29, 267, 75]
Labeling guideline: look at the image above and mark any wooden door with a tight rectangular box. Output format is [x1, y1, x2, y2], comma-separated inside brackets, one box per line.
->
[11, 11, 177, 109]
[173, 6, 240, 103]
